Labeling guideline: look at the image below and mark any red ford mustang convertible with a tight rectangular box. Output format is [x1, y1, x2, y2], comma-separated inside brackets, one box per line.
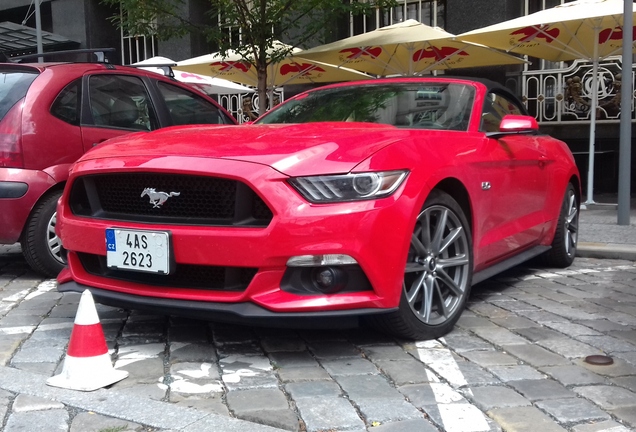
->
[56, 77, 580, 339]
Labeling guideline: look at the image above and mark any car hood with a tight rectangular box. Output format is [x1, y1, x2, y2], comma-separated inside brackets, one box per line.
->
[82, 123, 409, 176]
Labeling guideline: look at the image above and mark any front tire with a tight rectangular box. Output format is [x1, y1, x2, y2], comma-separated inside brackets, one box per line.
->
[21, 191, 66, 278]
[541, 183, 578, 268]
[371, 190, 473, 340]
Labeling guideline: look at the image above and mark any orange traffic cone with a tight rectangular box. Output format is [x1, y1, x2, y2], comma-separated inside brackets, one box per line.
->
[46, 289, 128, 391]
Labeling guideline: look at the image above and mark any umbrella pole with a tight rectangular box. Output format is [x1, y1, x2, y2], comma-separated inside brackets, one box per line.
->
[618, 0, 633, 225]
[584, 36, 600, 206]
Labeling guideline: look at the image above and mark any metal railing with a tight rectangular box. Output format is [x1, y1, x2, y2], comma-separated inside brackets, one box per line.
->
[508, 56, 635, 125]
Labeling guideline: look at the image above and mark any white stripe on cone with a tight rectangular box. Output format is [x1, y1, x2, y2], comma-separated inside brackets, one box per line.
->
[46, 290, 128, 391]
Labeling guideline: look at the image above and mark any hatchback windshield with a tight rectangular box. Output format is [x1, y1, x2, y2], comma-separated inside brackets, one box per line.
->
[257, 82, 475, 131]
[0, 69, 38, 120]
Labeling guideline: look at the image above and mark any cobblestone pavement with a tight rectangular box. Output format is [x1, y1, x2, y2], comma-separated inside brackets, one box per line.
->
[1, 243, 636, 432]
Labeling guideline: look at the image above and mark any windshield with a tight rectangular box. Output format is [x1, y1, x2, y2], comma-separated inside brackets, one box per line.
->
[257, 82, 475, 131]
[0, 69, 38, 121]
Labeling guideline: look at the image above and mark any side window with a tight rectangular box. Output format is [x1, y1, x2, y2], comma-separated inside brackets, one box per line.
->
[480, 92, 523, 133]
[88, 75, 158, 131]
[51, 79, 81, 126]
[157, 82, 232, 126]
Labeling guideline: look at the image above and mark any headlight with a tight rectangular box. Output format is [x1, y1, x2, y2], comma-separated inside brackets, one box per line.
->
[288, 170, 408, 203]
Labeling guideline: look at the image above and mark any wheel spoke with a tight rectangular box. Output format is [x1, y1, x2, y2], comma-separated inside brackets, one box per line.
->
[418, 275, 435, 323]
[567, 207, 578, 225]
[436, 267, 464, 297]
[437, 255, 470, 269]
[411, 233, 427, 256]
[438, 226, 464, 256]
[422, 212, 432, 250]
[50, 242, 62, 256]
[433, 280, 449, 318]
[405, 262, 425, 273]
[567, 193, 576, 212]
[431, 209, 448, 255]
[566, 229, 577, 254]
[406, 272, 427, 304]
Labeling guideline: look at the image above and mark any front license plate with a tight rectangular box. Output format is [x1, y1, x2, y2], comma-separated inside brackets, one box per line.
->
[106, 228, 170, 274]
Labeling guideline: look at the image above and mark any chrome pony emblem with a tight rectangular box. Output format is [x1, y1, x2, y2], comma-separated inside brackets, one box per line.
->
[141, 187, 180, 208]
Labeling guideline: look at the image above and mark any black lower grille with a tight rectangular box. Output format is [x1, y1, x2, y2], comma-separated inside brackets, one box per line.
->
[69, 173, 273, 226]
[78, 253, 257, 291]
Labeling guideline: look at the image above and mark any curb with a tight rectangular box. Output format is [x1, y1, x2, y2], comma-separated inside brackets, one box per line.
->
[576, 242, 636, 261]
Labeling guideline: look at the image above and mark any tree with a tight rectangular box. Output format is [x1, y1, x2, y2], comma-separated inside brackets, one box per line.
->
[102, 0, 395, 115]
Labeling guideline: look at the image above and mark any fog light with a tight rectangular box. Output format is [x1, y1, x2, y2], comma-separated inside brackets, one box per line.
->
[311, 267, 347, 294]
[287, 254, 358, 267]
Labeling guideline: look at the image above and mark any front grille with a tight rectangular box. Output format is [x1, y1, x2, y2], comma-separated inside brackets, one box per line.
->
[69, 173, 273, 226]
[78, 253, 257, 291]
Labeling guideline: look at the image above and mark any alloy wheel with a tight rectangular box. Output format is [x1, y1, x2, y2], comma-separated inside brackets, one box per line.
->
[47, 211, 65, 264]
[404, 204, 471, 326]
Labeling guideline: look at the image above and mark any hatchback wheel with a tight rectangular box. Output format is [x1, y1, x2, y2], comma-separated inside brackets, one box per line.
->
[21, 191, 66, 278]
[371, 190, 473, 340]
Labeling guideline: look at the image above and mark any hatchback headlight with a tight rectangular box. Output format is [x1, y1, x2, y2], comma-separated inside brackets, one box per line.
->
[289, 170, 408, 203]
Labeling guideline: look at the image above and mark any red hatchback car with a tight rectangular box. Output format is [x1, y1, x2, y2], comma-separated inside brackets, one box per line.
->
[0, 58, 236, 277]
[56, 77, 580, 339]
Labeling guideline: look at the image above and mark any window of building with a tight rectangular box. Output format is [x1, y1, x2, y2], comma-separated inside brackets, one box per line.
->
[350, 0, 445, 36]
[527, 0, 571, 14]
[117, 5, 159, 65]
[122, 34, 159, 65]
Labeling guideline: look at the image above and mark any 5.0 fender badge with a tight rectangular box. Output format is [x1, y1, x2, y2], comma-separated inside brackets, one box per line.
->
[141, 187, 180, 208]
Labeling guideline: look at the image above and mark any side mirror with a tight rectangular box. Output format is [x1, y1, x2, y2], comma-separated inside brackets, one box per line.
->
[499, 115, 538, 133]
[486, 115, 539, 139]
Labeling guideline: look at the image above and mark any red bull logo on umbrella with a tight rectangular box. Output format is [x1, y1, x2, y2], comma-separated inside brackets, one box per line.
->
[599, 26, 636, 48]
[280, 62, 326, 79]
[178, 72, 206, 81]
[338, 46, 383, 63]
[209, 61, 252, 74]
[509, 25, 560, 47]
[413, 46, 469, 65]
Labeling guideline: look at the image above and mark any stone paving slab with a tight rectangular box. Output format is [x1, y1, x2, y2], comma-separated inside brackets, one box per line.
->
[0, 365, 282, 432]
[1, 248, 636, 431]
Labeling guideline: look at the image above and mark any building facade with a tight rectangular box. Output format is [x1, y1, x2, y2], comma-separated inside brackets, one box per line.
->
[1, 0, 633, 193]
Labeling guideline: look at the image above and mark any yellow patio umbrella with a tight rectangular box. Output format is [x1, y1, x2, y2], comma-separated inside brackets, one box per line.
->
[459, 0, 636, 205]
[459, 0, 636, 62]
[174, 41, 372, 88]
[297, 19, 526, 76]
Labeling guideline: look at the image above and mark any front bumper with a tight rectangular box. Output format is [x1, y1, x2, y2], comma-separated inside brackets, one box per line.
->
[58, 281, 396, 328]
